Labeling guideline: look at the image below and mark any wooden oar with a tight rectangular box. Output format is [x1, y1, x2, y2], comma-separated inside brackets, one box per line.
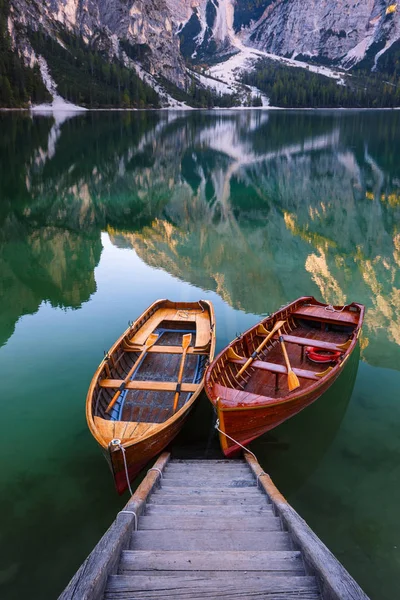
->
[277, 328, 300, 391]
[172, 333, 192, 413]
[236, 320, 286, 378]
[106, 332, 158, 414]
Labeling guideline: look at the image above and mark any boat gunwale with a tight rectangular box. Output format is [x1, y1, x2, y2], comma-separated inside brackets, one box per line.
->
[86, 298, 216, 450]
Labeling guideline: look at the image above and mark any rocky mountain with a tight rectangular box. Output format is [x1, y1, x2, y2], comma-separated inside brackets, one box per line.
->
[8, 0, 186, 84]
[2, 0, 400, 107]
[247, 0, 400, 69]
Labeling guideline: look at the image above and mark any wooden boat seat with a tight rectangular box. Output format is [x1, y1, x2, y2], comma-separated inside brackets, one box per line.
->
[99, 379, 198, 393]
[292, 305, 359, 326]
[213, 383, 284, 407]
[229, 358, 321, 380]
[272, 334, 349, 352]
[123, 344, 208, 355]
[128, 308, 211, 349]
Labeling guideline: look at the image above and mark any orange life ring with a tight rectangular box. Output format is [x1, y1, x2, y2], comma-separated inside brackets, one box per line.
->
[305, 346, 341, 364]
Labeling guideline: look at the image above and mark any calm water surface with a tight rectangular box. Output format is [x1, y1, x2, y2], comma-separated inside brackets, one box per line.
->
[0, 110, 399, 599]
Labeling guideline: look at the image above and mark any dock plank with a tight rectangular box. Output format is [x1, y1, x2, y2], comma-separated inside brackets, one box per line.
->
[130, 530, 291, 551]
[137, 516, 282, 531]
[105, 574, 320, 599]
[119, 550, 303, 572]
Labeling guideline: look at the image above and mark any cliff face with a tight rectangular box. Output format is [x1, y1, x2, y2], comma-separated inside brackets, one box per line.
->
[245, 0, 400, 69]
[8, 0, 187, 89]
[176, 0, 400, 70]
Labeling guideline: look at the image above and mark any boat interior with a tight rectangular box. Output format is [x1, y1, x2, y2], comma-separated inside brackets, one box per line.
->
[213, 306, 359, 401]
[92, 303, 212, 424]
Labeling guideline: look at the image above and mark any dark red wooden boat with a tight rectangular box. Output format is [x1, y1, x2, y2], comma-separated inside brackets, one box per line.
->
[86, 299, 215, 494]
[204, 297, 364, 457]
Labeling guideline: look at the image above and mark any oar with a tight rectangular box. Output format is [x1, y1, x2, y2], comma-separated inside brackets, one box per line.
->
[105, 332, 159, 414]
[172, 333, 192, 413]
[236, 320, 286, 378]
[277, 328, 300, 391]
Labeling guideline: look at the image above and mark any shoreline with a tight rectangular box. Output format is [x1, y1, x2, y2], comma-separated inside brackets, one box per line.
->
[1, 106, 400, 113]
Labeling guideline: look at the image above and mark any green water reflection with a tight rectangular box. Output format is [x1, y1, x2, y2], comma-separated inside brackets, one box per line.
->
[0, 110, 399, 599]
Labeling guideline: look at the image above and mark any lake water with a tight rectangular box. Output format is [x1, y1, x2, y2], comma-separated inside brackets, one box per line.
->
[0, 109, 399, 599]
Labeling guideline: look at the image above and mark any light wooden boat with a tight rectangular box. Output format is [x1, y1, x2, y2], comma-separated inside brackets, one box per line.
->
[86, 299, 215, 494]
[204, 296, 364, 457]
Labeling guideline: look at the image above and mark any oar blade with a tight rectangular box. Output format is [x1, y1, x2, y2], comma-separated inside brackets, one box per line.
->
[182, 333, 192, 349]
[146, 333, 159, 347]
[288, 369, 300, 391]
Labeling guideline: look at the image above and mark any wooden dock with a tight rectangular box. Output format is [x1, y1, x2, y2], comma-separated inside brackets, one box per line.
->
[60, 452, 369, 600]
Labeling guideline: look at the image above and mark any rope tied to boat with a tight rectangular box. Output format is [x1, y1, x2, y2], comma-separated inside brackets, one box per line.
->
[215, 419, 256, 459]
[110, 439, 133, 496]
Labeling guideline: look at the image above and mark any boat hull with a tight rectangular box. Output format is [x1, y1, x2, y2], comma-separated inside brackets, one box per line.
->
[216, 366, 343, 457]
[205, 296, 364, 456]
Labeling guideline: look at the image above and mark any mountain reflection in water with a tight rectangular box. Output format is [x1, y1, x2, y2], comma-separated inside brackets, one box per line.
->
[1, 110, 399, 370]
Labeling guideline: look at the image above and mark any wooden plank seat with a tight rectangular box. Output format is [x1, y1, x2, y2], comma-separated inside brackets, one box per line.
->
[228, 358, 321, 381]
[213, 383, 287, 407]
[128, 308, 211, 349]
[271, 334, 349, 352]
[99, 379, 199, 393]
[292, 305, 359, 326]
[122, 344, 208, 355]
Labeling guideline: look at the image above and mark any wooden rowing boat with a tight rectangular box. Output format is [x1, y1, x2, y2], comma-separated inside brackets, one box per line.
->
[204, 297, 364, 457]
[86, 299, 216, 494]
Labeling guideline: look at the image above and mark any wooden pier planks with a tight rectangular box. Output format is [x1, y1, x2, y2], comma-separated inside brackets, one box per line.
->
[59, 455, 369, 600]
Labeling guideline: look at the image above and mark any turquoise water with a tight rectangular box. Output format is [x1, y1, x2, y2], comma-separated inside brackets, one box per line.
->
[0, 110, 399, 598]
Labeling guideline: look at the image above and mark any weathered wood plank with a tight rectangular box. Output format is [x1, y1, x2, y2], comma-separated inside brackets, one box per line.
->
[58, 453, 170, 600]
[144, 505, 274, 517]
[156, 487, 260, 495]
[104, 589, 319, 600]
[130, 530, 292, 551]
[165, 461, 248, 466]
[164, 465, 251, 472]
[119, 550, 303, 572]
[161, 478, 256, 487]
[245, 452, 369, 600]
[147, 494, 267, 505]
[137, 516, 282, 531]
[105, 574, 319, 597]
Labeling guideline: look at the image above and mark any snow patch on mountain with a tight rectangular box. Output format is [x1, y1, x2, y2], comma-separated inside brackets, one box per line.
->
[31, 55, 87, 111]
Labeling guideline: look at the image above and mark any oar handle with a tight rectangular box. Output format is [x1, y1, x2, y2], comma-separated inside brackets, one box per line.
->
[106, 347, 146, 413]
[236, 320, 286, 378]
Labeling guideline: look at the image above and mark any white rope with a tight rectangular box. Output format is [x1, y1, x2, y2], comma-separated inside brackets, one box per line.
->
[117, 510, 137, 530]
[215, 420, 269, 488]
[147, 467, 163, 478]
[215, 419, 257, 461]
[325, 304, 346, 313]
[110, 439, 133, 496]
